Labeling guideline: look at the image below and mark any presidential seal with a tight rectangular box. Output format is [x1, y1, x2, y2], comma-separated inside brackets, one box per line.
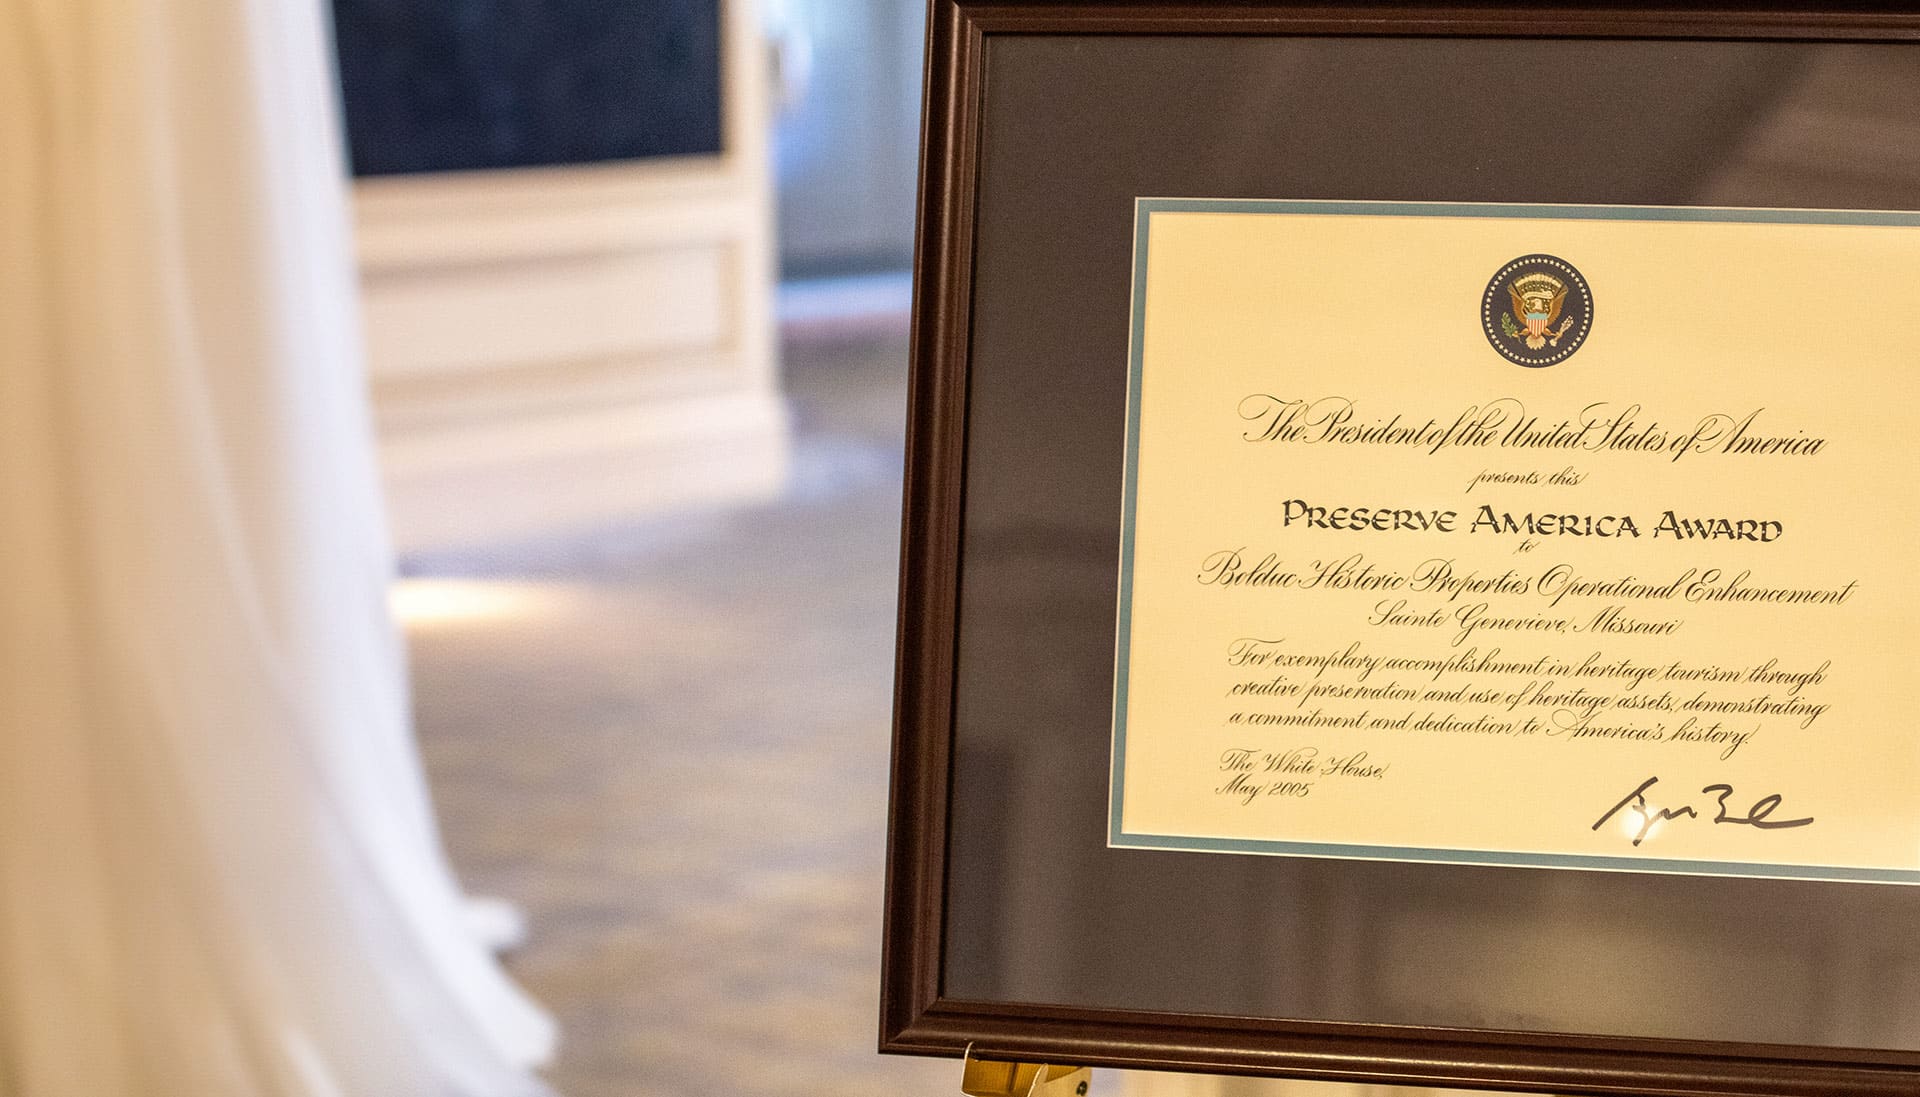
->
[1481, 254, 1592, 367]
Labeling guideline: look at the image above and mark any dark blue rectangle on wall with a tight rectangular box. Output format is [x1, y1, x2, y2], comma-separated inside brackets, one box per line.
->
[332, 0, 724, 176]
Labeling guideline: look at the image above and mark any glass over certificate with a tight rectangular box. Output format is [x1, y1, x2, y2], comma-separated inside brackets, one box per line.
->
[1110, 200, 1920, 884]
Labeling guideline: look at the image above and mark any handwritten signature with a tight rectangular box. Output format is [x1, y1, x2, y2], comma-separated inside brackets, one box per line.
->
[1592, 776, 1814, 847]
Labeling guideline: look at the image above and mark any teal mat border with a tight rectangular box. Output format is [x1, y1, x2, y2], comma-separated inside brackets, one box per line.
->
[1108, 198, 1920, 886]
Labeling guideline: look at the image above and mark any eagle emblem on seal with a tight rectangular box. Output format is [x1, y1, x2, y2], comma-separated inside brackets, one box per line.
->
[1502, 272, 1574, 349]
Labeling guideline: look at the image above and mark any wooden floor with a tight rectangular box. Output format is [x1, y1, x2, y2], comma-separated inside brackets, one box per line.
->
[397, 317, 1489, 1097]
[402, 318, 957, 1097]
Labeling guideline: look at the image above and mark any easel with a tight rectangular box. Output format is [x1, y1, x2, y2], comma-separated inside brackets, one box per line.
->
[960, 1044, 1093, 1097]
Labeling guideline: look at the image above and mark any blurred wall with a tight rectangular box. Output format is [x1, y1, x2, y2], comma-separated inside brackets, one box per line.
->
[333, 0, 724, 175]
[772, 0, 923, 277]
[330, 0, 786, 553]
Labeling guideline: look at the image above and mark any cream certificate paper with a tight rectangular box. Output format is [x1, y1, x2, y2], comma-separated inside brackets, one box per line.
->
[1110, 200, 1920, 884]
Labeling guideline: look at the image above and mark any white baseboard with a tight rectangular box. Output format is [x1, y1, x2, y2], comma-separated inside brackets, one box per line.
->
[378, 382, 789, 551]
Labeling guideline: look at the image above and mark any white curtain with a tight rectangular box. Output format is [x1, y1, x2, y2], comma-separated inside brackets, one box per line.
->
[0, 0, 557, 1093]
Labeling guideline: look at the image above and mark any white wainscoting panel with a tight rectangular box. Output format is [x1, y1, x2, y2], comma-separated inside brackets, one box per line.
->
[352, 0, 785, 553]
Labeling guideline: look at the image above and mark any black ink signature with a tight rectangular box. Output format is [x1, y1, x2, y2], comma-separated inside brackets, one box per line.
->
[1592, 776, 1814, 847]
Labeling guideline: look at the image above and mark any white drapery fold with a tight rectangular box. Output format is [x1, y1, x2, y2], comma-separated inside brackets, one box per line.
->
[0, 0, 558, 1092]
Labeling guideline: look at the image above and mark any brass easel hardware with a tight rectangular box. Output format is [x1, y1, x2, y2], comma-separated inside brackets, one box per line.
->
[960, 1043, 1092, 1097]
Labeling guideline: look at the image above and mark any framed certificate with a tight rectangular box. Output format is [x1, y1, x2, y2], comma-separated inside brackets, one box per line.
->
[1112, 198, 1920, 885]
[882, 4, 1920, 1094]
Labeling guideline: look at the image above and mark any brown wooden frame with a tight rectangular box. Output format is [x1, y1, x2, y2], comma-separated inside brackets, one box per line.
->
[882, 4, 1920, 1094]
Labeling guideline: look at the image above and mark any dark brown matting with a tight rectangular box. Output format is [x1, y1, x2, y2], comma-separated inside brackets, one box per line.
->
[884, 4, 1920, 1094]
